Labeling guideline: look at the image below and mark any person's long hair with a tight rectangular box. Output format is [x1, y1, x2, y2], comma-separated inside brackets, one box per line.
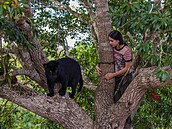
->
[109, 30, 126, 45]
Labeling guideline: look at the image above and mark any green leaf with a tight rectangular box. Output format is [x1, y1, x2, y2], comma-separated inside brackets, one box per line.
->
[169, 58, 172, 68]
[22, 3, 30, 8]
[155, 68, 162, 77]
[4, 2, 10, 5]
[160, 71, 170, 82]
[19, 0, 26, 3]
[0, 5, 3, 15]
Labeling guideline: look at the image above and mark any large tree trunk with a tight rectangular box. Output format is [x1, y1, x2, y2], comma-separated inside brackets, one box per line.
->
[93, 0, 115, 128]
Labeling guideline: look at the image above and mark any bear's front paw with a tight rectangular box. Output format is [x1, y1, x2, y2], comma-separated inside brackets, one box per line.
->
[47, 93, 54, 97]
[58, 89, 66, 96]
[69, 93, 74, 99]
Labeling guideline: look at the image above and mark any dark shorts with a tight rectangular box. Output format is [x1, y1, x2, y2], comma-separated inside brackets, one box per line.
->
[114, 72, 133, 103]
[114, 73, 133, 128]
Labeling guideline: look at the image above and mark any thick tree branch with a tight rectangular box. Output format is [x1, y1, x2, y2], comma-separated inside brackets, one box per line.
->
[82, 73, 97, 91]
[1, 41, 19, 55]
[80, 0, 93, 12]
[11, 69, 44, 86]
[0, 83, 93, 129]
[28, 38, 48, 89]
[80, 0, 95, 18]
[80, 1, 97, 41]
[97, 66, 172, 128]
[14, 14, 48, 90]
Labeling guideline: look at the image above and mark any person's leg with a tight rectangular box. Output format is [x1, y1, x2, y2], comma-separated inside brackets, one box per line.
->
[120, 73, 133, 96]
[124, 116, 132, 129]
[114, 76, 122, 103]
[122, 73, 133, 129]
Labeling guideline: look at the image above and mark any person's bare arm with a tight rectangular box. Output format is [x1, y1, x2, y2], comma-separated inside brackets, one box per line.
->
[105, 61, 131, 80]
[96, 64, 102, 76]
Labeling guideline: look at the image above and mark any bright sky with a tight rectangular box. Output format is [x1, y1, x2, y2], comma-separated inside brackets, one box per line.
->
[66, 36, 76, 47]
[69, 0, 80, 10]
[66, 0, 80, 47]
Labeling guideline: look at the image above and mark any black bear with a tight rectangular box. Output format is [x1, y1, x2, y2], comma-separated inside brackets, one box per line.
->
[43, 57, 83, 98]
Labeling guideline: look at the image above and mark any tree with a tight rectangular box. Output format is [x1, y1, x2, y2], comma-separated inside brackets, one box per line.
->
[0, 0, 172, 128]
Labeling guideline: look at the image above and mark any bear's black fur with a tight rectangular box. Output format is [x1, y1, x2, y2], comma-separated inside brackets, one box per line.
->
[43, 57, 83, 98]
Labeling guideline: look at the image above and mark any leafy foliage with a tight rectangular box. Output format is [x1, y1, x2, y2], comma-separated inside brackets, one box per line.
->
[109, 0, 172, 81]
[0, 17, 35, 49]
[133, 86, 172, 129]
[32, 0, 90, 59]
[0, 99, 63, 129]
[70, 41, 99, 83]
[0, 0, 24, 19]
[108, 1, 172, 127]
[0, 100, 16, 129]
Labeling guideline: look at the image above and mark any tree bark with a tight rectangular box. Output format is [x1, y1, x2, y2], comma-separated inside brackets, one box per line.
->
[95, 66, 172, 129]
[94, 0, 114, 117]
[0, 83, 93, 129]
[1, 66, 171, 129]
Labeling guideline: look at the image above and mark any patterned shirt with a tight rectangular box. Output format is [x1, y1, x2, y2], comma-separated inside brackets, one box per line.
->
[113, 45, 132, 76]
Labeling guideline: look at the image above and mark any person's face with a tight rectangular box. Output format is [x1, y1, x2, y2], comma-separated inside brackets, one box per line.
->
[109, 37, 119, 47]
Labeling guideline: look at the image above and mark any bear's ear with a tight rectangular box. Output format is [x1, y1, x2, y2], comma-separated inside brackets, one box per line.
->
[43, 63, 47, 69]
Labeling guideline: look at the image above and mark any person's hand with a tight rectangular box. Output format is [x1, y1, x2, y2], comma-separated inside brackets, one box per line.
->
[105, 73, 115, 80]
[96, 64, 102, 76]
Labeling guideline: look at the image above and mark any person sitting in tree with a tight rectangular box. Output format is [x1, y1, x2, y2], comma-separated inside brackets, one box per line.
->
[96, 30, 133, 128]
